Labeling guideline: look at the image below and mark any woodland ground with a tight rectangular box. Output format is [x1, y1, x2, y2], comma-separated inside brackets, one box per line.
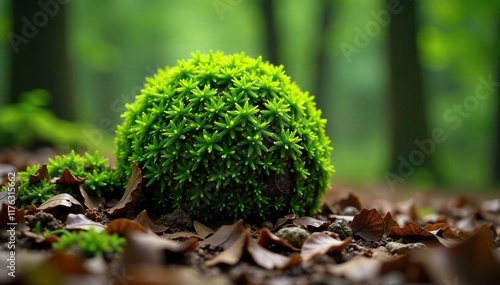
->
[0, 148, 499, 285]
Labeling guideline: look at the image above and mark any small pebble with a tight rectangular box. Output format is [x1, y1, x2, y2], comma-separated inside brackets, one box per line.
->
[327, 219, 353, 240]
[261, 221, 273, 230]
[386, 242, 426, 254]
[341, 206, 359, 216]
[275, 227, 310, 248]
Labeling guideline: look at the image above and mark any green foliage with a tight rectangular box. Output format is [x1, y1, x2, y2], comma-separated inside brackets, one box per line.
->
[52, 228, 125, 258]
[48, 150, 120, 197]
[0, 89, 111, 149]
[15, 164, 57, 207]
[12, 151, 120, 207]
[115, 51, 334, 222]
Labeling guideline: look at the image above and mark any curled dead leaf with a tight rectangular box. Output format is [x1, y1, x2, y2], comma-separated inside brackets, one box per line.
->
[349, 208, 385, 241]
[122, 231, 198, 266]
[106, 218, 147, 236]
[79, 185, 104, 210]
[134, 210, 168, 233]
[107, 163, 143, 217]
[206, 228, 300, 269]
[199, 219, 246, 249]
[37, 193, 84, 213]
[65, 213, 106, 232]
[257, 227, 300, 252]
[28, 164, 50, 185]
[193, 220, 214, 239]
[54, 168, 87, 186]
[293, 216, 331, 230]
[300, 232, 352, 261]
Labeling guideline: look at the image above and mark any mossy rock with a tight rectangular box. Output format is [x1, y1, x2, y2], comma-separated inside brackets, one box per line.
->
[115, 51, 334, 222]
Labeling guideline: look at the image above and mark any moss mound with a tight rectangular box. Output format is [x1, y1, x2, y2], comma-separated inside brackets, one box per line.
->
[115, 51, 333, 222]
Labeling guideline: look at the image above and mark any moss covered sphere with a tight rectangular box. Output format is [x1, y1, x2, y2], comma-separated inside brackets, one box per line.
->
[115, 51, 334, 222]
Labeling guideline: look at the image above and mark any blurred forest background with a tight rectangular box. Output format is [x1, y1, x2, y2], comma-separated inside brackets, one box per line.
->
[0, 0, 499, 192]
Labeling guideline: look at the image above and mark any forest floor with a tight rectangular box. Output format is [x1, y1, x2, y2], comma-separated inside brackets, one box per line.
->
[0, 148, 499, 285]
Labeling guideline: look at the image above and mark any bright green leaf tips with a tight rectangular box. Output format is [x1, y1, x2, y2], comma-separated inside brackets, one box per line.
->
[115, 51, 334, 223]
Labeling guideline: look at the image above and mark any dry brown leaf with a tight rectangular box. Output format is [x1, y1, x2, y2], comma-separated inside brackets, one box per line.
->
[121, 264, 231, 285]
[28, 164, 50, 185]
[0, 203, 27, 230]
[246, 233, 300, 269]
[293, 216, 331, 230]
[323, 192, 362, 214]
[134, 210, 168, 233]
[395, 198, 419, 221]
[163, 232, 204, 240]
[107, 163, 143, 217]
[205, 229, 249, 267]
[382, 212, 400, 235]
[421, 224, 500, 285]
[349, 208, 385, 241]
[257, 227, 300, 252]
[106, 218, 147, 236]
[65, 213, 106, 232]
[388, 222, 461, 247]
[54, 168, 87, 186]
[325, 256, 381, 282]
[271, 213, 296, 231]
[122, 231, 198, 266]
[300, 232, 352, 261]
[206, 228, 299, 269]
[199, 219, 246, 249]
[37, 193, 84, 213]
[21, 230, 60, 244]
[79, 185, 104, 210]
[193, 220, 214, 239]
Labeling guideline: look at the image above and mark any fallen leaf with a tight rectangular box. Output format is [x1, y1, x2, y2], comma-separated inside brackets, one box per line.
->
[79, 185, 104, 210]
[293, 216, 331, 230]
[163, 232, 204, 240]
[28, 164, 50, 185]
[122, 264, 231, 285]
[193, 220, 214, 239]
[325, 256, 381, 282]
[37, 193, 84, 213]
[257, 227, 300, 251]
[0, 203, 27, 230]
[65, 213, 106, 232]
[421, 224, 500, 285]
[271, 213, 296, 231]
[206, 228, 299, 269]
[122, 231, 198, 266]
[54, 168, 87, 186]
[300, 232, 352, 261]
[106, 218, 147, 236]
[134, 210, 168, 233]
[323, 192, 362, 214]
[349, 208, 384, 241]
[199, 219, 246, 249]
[107, 163, 143, 217]
[21, 230, 60, 244]
[388, 222, 461, 247]
[382, 212, 400, 235]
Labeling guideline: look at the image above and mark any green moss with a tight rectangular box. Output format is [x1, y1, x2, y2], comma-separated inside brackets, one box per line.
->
[12, 151, 120, 207]
[52, 228, 125, 258]
[115, 51, 334, 222]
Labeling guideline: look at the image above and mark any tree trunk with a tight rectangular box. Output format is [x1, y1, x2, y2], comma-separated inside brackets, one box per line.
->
[493, 19, 500, 185]
[313, 0, 334, 112]
[387, 1, 434, 178]
[259, 0, 278, 64]
[8, 0, 75, 120]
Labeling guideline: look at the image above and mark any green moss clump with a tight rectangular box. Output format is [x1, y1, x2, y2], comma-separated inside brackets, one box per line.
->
[52, 228, 125, 258]
[115, 51, 334, 222]
[13, 151, 119, 207]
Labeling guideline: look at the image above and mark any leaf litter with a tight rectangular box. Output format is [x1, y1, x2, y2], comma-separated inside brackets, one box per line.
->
[1, 164, 500, 285]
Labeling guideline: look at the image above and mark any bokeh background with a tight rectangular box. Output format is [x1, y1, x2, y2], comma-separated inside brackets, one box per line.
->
[0, 0, 498, 192]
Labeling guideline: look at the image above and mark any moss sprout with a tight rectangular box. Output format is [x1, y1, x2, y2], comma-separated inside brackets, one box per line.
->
[115, 51, 334, 222]
[52, 228, 125, 258]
